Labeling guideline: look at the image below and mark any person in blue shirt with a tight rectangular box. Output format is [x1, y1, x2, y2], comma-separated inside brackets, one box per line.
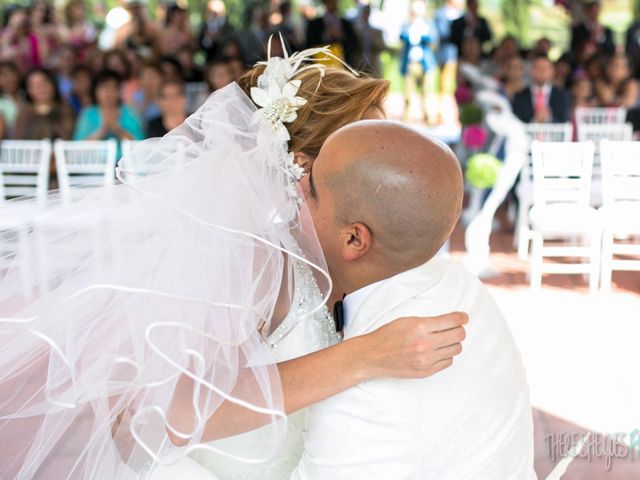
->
[400, 0, 439, 124]
[73, 69, 144, 144]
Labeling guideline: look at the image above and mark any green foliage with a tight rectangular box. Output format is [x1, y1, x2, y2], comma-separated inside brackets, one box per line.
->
[501, 0, 530, 43]
[458, 104, 483, 127]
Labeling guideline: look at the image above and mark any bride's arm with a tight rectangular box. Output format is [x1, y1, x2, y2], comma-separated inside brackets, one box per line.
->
[168, 312, 467, 445]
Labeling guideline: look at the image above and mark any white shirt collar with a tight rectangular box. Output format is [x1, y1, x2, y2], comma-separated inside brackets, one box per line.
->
[342, 279, 387, 330]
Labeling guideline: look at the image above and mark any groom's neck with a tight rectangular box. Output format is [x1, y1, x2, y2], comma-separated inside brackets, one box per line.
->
[339, 264, 396, 296]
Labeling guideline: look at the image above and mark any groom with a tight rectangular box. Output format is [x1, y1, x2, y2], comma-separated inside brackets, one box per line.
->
[294, 121, 536, 479]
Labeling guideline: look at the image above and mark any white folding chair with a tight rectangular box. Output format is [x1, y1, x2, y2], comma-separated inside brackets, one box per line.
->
[54, 139, 117, 202]
[529, 141, 600, 290]
[0, 139, 51, 202]
[576, 123, 633, 206]
[516, 123, 573, 259]
[599, 139, 640, 290]
[574, 107, 627, 126]
[576, 122, 633, 143]
[0, 139, 52, 297]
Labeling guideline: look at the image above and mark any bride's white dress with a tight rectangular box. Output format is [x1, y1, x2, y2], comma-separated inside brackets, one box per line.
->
[147, 261, 340, 480]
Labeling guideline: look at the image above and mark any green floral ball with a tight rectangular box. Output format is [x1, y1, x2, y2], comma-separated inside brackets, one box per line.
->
[465, 153, 501, 189]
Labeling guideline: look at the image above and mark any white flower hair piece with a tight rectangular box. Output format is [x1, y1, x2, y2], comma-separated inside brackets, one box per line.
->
[250, 34, 355, 205]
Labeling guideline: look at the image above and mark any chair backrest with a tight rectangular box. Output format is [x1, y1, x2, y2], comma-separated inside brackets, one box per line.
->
[600, 139, 640, 206]
[575, 107, 627, 125]
[531, 140, 595, 208]
[520, 124, 573, 185]
[576, 122, 634, 144]
[523, 123, 573, 144]
[54, 139, 117, 201]
[0, 139, 51, 203]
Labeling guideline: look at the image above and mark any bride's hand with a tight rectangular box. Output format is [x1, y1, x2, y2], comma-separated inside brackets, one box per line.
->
[354, 313, 468, 380]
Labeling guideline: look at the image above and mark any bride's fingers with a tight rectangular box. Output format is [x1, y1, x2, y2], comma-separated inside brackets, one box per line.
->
[430, 325, 466, 349]
[419, 312, 469, 333]
[425, 357, 454, 376]
[433, 342, 463, 361]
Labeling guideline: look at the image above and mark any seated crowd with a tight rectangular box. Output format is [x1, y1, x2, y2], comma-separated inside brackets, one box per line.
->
[456, 0, 640, 136]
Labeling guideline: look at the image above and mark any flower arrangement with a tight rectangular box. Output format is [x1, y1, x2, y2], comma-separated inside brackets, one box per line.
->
[465, 153, 501, 189]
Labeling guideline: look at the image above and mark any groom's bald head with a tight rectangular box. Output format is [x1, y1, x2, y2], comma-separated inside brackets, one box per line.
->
[305, 120, 463, 292]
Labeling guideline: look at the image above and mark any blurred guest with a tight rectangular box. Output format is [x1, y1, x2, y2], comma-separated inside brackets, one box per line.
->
[484, 34, 519, 77]
[147, 80, 186, 137]
[73, 69, 144, 141]
[114, 0, 158, 59]
[0, 6, 38, 71]
[584, 52, 605, 82]
[305, 0, 359, 66]
[157, 3, 194, 57]
[269, 1, 304, 53]
[132, 62, 164, 125]
[594, 53, 638, 108]
[0, 61, 23, 133]
[87, 46, 105, 74]
[0, 114, 6, 139]
[435, 0, 464, 96]
[530, 37, 552, 58]
[104, 49, 138, 105]
[450, 0, 493, 57]
[204, 59, 234, 94]
[352, 4, 385, 76]
[553, 53, 574, 89]
[511, 54, 571, 123]
[53, 45, 76, 102]
[27, 1, 63, 69]
[199, 0, 236, 62]
[400, 0, 438, 123]
[62, 0, 97, 64]
[159, 56, 184, 84]
[227, 57, 247, 81]
[625, 5, 640, 79]
[176, 46, 203, 82]
[13, 67, 74, 139]
[68, 64, 92, 114]
[571, 0, 615, 58]
[456, 36, 484, 85]
[570, 69, 596, 110]
[241, 6, 268, 64]
[500, 55, 526, 100]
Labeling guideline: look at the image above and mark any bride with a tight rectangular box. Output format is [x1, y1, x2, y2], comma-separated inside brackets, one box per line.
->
[0, 44, 466, 480]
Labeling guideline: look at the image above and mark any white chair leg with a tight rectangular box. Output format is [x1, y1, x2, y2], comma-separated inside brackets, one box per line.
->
[530, 232, 543, 289]
[600, 231, 613, 291]
[589, 230, 601, 293]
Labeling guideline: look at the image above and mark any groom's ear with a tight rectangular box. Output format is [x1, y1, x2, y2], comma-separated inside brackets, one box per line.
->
[339, 222, 372, 262]
[293, 152, 315, 174]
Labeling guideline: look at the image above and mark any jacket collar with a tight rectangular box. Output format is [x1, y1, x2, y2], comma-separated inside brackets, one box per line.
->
[344, 257, 446, 338]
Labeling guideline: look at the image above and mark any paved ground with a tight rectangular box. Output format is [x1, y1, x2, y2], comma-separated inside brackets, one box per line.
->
[448, 213, 640, 478]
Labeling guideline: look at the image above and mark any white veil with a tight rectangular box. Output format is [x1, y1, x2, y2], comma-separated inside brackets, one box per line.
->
[0, 78, 331, 479]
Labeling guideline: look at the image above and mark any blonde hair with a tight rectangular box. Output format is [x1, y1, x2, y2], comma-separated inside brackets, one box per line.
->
[239, 66, 389, 158]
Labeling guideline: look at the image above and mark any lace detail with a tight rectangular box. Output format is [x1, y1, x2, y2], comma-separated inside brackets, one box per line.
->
[268, 261, 341, 355]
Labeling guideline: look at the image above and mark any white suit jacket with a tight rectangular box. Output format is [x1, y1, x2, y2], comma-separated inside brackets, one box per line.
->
[292, 258, 536, 480]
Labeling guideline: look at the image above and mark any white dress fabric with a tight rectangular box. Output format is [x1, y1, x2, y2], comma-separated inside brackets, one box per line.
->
[293, 257, 536, 480]
[147, 261, 340, 480]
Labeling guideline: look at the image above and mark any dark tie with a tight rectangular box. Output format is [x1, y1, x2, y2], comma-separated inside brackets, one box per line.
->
[333, 300, 344, 333]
